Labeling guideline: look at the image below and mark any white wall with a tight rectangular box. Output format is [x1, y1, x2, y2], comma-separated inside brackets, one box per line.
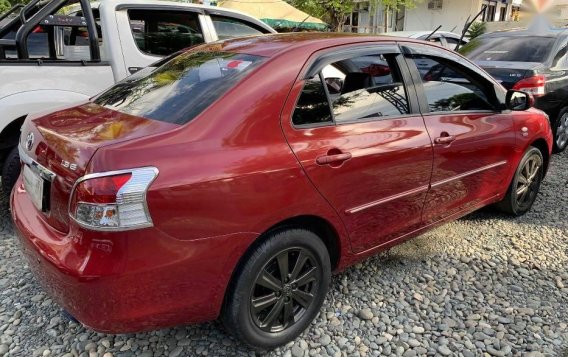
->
[404, 0, 483, 32]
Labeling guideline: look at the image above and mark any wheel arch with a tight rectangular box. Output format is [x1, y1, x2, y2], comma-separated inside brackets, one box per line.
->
[220, 214, 341, 315]
[223, 214, 341, 299]
[244, 215, 341, 272]
[530, 138, 550, 175]
[0, 115, 26, 167]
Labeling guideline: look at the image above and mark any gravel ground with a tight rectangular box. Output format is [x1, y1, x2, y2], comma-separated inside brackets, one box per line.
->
[0, 150, 567, 357]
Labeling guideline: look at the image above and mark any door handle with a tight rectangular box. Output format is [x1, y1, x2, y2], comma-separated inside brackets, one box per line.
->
[434, 133, 456, 145]
[316, 152, 352, 166]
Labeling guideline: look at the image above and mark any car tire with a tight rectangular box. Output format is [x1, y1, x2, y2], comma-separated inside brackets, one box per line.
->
[221, 229, 331, 350]
[553, 108, 568, 153]
[1, 146, 21, 195]
[495, 146, 544, 216]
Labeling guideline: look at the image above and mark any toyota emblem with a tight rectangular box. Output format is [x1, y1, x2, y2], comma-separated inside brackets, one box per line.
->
[25, 132, 34, 151]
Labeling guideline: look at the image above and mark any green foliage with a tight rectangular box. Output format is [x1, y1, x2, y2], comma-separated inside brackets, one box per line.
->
[0, 0, 12, 14]
[467, 21, 486, 40]
[289, 0, 352, 31]
[290, 0, 421, 31]
[379, 0, 421, 10]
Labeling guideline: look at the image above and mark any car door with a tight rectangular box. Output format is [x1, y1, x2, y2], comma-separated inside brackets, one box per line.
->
[281, 45, 433, 253]
[402, 43, 515, 224]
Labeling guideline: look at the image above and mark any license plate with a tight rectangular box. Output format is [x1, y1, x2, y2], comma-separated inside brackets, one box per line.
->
[23, 165, 45, 211]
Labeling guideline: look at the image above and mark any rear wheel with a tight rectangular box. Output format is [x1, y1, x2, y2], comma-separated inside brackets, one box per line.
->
[1, 146, 20, 195]
[553, 108, 568, 153]
[222, 229, 330, 350]
[495, 147, 543, 216]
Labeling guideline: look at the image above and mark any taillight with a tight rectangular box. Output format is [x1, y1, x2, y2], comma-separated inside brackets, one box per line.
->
[69, 167, 158, 231]
[513, 75, 546, 97]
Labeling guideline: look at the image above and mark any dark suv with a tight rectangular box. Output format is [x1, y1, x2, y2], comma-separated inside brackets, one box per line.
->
[462, 28, 568, 152]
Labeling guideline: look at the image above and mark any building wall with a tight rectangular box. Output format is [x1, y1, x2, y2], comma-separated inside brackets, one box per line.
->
[404, 0, 483, 32]
[403, 0, 513, 32]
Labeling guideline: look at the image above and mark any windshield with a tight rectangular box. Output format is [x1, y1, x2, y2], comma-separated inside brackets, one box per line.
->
[94, 50, 266, 124]
[461, 36, 555, 63]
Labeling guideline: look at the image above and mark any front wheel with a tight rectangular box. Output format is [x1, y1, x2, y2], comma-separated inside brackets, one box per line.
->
[1, 146, 21, 195]
[221, 229, 331, 350]
[495, 147, 544, 216]
[553, 108, 568, 153]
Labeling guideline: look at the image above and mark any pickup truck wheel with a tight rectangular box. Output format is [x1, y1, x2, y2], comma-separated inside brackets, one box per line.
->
[495, 147, 543, 216]
[553, 108, 568, 153]
[1, 147, 21, 195]
[221, 229, 330, 350]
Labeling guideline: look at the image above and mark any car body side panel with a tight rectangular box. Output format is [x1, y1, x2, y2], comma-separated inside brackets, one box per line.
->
[421, 112, 516, 223]
[88, 45, 351, 247]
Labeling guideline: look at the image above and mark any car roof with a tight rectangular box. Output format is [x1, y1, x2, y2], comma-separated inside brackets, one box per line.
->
[217, 32, 425, 57]
[384, 30, 462, 38]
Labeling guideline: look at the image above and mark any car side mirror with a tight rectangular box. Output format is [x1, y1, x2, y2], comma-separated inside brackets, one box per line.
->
[506, 90, 534, 111]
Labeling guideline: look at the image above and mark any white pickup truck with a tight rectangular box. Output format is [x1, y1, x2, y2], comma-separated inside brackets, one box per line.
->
[0, 0, 275, 191]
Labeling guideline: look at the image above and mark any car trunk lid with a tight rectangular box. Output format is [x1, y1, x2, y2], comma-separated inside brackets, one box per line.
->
[475, 60, 543, 89]
[20, 102, 179, 233]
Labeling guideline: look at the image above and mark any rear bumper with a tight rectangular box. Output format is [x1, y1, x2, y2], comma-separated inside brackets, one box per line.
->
[11, 176, 256, 333]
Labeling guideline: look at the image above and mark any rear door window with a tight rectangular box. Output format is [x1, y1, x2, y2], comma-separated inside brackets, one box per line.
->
[461, 36, 555, 63]
[127, 9, 205, 56]
[293, 50, 410, 126]
[94, 51, 265, 124]
[322, 54, 410, 123]
[210, 15, 265, 40]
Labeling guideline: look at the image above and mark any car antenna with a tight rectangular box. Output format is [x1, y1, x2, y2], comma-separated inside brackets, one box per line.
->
[424, 25, 442, 41]
[455, 5, 487, 51]
[292, 15, 311, 32]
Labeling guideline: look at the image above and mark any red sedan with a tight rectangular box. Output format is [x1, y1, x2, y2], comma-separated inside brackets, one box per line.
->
[11, 33, 552, 349]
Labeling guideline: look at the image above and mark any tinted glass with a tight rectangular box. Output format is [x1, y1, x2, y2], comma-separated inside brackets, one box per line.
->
[293, 75, 333, 126]
[409, 55, 495, 112]
[94, 51, 265, 124]
[211, 15, 265, 40]
[462, 36, 555, 63]
[322, 54, 409, 123]
[128, 10, 204, 56]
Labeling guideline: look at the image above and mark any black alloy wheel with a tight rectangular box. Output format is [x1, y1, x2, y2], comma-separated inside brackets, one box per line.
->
[250, 247, 319, 333]
[495, 146, 544, 216]
[222, 229, 330, 350]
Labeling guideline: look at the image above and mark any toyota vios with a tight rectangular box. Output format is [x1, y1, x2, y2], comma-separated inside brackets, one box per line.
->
[12, 34, 552, 349]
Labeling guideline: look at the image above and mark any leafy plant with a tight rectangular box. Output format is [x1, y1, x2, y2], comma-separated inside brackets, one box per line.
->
[0, 0, 12, 14]
[290, 0, 421, 31]
[467, 21, 486, 40]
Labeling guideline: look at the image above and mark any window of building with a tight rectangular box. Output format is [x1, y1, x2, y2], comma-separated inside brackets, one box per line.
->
[499, 7, 507, 21]
[428, 0, 443, 10]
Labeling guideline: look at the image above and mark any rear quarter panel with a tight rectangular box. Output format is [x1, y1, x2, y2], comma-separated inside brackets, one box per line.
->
[88, 47, 350, 271]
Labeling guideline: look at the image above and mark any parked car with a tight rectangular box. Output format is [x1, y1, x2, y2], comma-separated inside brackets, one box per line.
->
[461, 28, 568, 152]
[12, 33, 552, 350]
[0, 0, 275, 193]
[385, 30, 468, 50]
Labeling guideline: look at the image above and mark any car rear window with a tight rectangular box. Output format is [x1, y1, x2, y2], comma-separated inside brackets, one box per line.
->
[462, 36, 556, 63]
[94, 50, 265, 124]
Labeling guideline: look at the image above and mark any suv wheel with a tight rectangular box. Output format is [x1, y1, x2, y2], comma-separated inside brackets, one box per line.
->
[222, 229, 331, 350]
[553, 108, 568, 153]
[1, 147, 21, 195]
[495, 146, 543, 216]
